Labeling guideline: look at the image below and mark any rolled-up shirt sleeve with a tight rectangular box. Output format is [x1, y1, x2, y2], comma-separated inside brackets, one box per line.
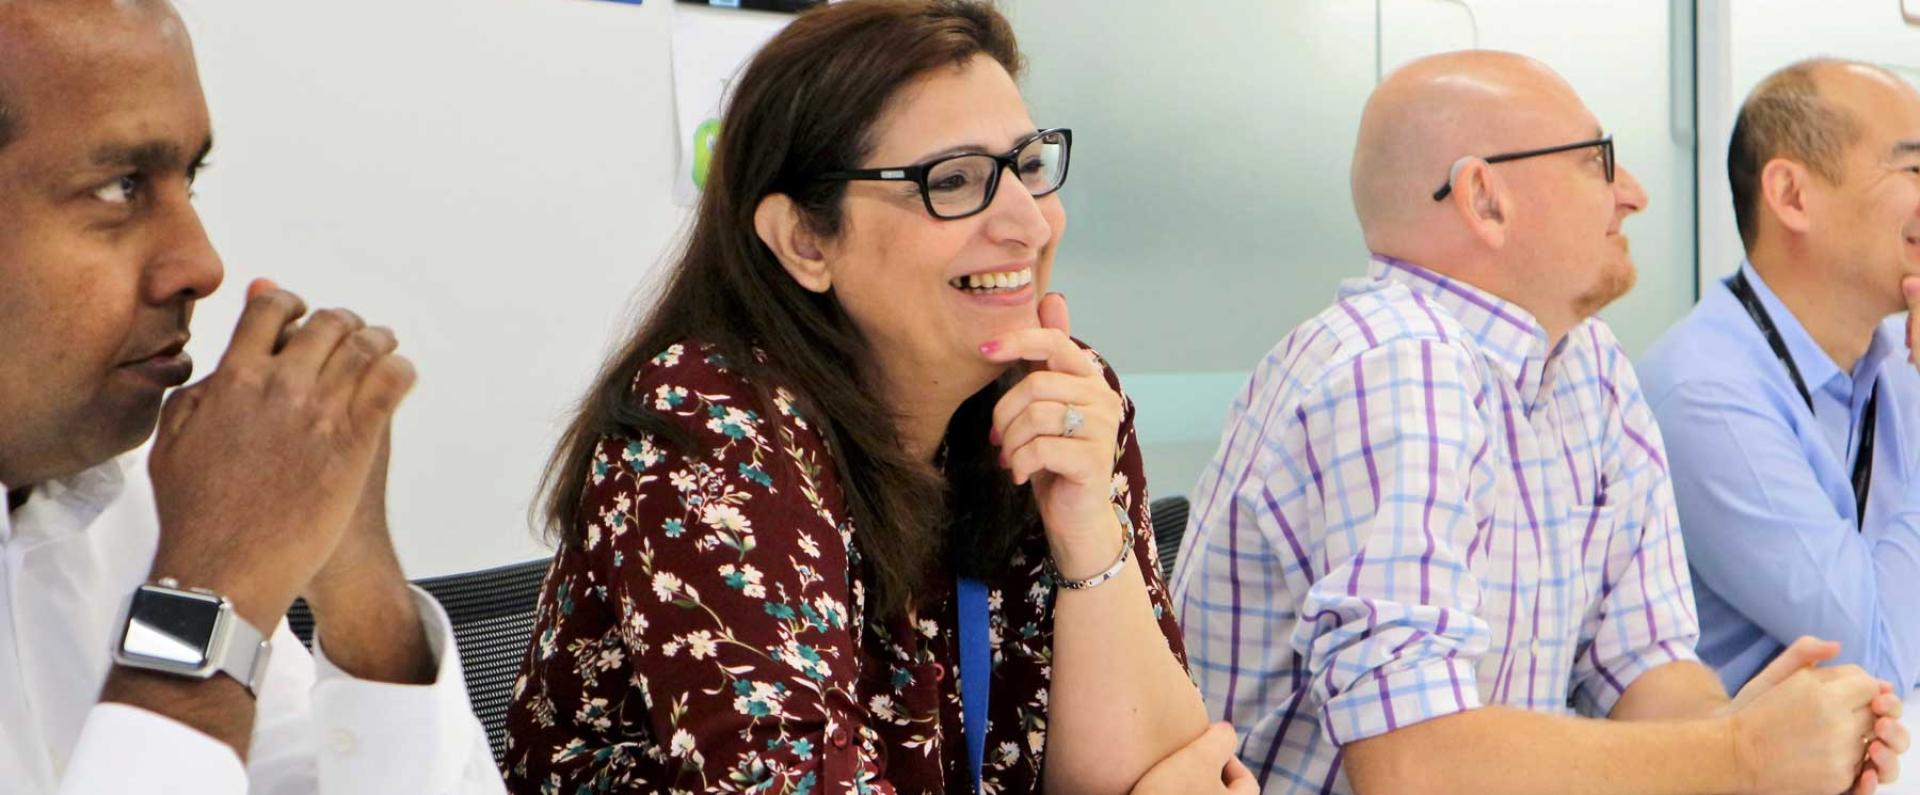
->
[1288, 338, 1495, 746]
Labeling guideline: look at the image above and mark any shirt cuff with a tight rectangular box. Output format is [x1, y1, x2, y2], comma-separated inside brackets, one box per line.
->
[60, 703, 248, 795]
[309, 584, 487, 793]
[1320, 655, 1482, 747]
[1574, 638, 1700, 717]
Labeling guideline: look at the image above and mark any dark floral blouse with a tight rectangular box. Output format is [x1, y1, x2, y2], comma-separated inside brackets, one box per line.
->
[503, 341, 1185, 795]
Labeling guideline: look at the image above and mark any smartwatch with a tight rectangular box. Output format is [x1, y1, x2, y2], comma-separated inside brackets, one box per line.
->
[111, 578, 272, 697]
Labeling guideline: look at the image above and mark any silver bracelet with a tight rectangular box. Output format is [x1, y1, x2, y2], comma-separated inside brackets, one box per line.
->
[1046, 503, 1135, 590]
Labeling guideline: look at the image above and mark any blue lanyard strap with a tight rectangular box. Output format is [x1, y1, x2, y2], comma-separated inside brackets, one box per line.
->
[956, 577, 990, 793]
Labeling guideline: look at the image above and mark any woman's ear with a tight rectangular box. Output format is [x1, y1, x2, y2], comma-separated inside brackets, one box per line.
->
[755, 193, 832, 293]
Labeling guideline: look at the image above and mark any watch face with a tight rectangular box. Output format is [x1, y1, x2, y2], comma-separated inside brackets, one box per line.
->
[121, 587, 221, 668]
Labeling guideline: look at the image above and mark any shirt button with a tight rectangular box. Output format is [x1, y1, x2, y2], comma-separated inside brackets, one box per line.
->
[931, 663, 947, 682]
[329, 729, 357, 756]
[830, 727, 850, 748]
[1529, 639, 1543, 657]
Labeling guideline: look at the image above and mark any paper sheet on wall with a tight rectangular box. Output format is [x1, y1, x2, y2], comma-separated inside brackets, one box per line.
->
[669, 5, 795, 206]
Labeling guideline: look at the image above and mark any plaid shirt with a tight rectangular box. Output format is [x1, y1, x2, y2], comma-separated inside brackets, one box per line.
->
[1171, 256, 1700, 794]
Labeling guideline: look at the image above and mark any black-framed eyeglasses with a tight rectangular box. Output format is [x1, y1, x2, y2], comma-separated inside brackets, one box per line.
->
[815, 128, 1072, 220]
[1431, 134, 1614, 201]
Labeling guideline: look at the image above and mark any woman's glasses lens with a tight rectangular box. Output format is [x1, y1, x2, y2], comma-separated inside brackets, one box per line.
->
[927, 131, 1071, 219]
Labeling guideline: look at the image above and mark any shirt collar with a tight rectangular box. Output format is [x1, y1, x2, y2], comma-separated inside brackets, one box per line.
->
[1735, 260, 1878, 396]
[0, 457, 128, 545]
[1368, 254, 1556, 409]
[1863, 321, 1904, 384]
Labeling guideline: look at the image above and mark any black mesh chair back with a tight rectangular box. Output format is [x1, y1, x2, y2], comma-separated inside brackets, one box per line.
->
[1148, 495, 1190, 581]
[283, 558, 551, 765]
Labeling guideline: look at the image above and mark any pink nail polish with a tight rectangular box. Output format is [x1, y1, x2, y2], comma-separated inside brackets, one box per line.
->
[979, 340, 1000, 356]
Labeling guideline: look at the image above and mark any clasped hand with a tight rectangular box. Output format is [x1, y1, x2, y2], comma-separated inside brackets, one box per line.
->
[147, 279, 415, 632]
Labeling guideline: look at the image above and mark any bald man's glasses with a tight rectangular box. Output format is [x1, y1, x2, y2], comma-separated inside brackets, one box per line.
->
[1431, 135, 1614, 201]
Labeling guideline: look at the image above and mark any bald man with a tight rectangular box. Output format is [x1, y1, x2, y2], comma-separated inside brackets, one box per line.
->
[1643, 59, 1920, 707]
[0, 2, 504, 793]
[1171, 51, 1904, 795]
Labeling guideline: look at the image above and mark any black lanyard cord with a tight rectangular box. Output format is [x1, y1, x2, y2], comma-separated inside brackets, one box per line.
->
[1728, 271, 1878, 530]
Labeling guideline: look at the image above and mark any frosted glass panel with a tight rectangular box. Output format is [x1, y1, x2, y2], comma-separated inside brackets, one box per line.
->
[1006, 1, 1697, 500]
[1005, 1, 1377, 374]
[1004, 1, 1378, 495]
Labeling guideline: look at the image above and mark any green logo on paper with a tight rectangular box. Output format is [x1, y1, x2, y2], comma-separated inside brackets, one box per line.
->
[693, 118, 720, 188]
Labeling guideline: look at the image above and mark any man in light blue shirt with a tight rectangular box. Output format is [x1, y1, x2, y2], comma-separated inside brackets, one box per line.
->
[1641, 57, 1920, 698]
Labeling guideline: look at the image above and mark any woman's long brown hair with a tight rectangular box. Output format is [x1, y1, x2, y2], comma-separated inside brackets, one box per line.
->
[540, 0, 1037, 619]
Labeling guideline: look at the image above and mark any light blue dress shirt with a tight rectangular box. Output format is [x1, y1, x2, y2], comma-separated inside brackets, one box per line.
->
[1639, 261, 1920, 696]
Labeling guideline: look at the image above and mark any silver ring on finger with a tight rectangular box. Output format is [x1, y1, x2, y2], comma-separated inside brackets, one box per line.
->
[1061, 404, 1084, 439]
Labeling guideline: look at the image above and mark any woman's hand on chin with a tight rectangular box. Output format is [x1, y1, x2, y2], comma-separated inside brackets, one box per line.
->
[982, 293, 1127, 568]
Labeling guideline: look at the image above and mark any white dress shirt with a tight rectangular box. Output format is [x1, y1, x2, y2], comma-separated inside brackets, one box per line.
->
[0, 452, 507, 794]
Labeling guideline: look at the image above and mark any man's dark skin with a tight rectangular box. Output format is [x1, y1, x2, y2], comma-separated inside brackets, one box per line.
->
[0, 0, 435, 761]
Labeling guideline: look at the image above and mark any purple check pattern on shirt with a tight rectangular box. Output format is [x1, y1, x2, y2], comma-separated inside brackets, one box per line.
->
[1170, 256, 1701, 794]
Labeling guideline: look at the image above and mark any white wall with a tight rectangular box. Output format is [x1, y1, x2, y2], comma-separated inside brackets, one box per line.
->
[175, 0, 691, 576]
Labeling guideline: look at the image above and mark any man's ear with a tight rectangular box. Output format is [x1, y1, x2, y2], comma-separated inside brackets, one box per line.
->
[1449, 158, 1510, 249]
[754, 193, 832, 293]
[1760, 158, 1816, 237]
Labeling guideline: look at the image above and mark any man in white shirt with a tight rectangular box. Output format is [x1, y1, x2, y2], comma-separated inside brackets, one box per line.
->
[0, 1, 507, 793]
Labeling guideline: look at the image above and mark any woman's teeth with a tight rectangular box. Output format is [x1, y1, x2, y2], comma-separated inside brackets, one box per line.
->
[949, 267, 1034, 294]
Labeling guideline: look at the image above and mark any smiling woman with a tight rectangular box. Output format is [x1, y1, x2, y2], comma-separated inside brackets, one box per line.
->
[502, 1, 1228, 794]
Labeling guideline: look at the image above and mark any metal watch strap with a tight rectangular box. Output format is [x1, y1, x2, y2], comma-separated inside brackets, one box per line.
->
[214, 607, 273, 696]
